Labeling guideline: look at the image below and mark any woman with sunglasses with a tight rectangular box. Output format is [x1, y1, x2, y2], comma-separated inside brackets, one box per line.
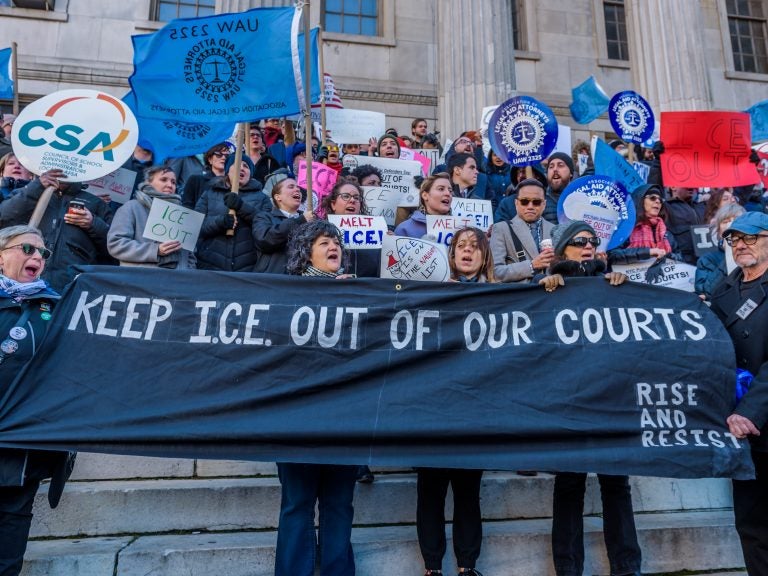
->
[540, 221, 642, 576]
[0, 225, 74, 576]
[181, 142, 232, 210]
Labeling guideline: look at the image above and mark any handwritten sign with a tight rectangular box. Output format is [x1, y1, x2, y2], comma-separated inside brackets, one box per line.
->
[298, 160, 338, 217]
[363, 186, 401, 227]
[612, 258, 696, 292]
[632, 161, 650, 183]
[451, 198, 493, 232]
[691, 224, 718, 257]
[380, 235, 450, 282]
[84, 167, 137, 204]
[326, 108, 385, 144]
[343, 155, 422, 207]
[328, 214, 388, 250]
[426, 215, 478, 247]
[661, 111, 760, 188]
[142, 199, 204, 251]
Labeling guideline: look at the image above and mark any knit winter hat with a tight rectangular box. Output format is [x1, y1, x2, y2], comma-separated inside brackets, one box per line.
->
[224, 153, 255, 179]
[377, 133, 401, 157]
[547, 151, 574, 177]
[551, 220, 597, 256]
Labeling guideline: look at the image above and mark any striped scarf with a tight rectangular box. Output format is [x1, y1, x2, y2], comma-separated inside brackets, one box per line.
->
[628, 217, 671, 252]
[302, 265, 341, 278]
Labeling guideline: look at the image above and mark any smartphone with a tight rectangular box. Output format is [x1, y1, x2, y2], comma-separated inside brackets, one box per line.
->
[67, 200, 86, 215]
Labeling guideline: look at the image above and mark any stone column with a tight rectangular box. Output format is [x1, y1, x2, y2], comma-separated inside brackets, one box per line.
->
[438, 0, 517, 139]
[625, 0, 711, 111]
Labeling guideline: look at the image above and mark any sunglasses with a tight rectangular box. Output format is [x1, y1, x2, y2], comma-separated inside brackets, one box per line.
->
[567, 236, 601, 248]
[211, 151, 231, 158]
[724, 233, 768, 247]
[517, 198, 544, 206]
[645, 194, 663, 202]
[3, 243, 53, 260]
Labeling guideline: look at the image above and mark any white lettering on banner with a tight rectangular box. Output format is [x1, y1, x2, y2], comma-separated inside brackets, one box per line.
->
[389, 309, 439, 351]
[463, 312, 533, 351]
[289, 306, 368, 350]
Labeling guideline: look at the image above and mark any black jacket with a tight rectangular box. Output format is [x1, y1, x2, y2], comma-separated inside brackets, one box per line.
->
[182, 171, 216, 210]
[0, 289, 74, 507]
[195, 178, 271, 272]
[0, 179, 114, 292]
[710, 268, 768, 452]
[252, 208, 308, 274]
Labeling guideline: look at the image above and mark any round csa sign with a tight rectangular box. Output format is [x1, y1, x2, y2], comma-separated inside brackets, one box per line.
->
[12, 89, 139, 182]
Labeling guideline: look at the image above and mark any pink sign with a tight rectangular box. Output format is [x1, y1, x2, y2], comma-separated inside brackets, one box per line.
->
[399, 148, 431, 176]
[297, 160, 339, 216]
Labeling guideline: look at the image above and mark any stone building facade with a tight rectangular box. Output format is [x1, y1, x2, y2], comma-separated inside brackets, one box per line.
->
[0, 0, 766, 144]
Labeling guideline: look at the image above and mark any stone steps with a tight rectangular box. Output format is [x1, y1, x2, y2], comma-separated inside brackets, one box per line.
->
[24, 511, 745, 576]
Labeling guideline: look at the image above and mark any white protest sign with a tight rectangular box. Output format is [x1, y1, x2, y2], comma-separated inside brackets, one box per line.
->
[451, 197, 493, 231]
[84, 167, 136, 204]
[380, 235, 450, 282]
[328, 214, 388, 249]
[399, 147, 431, 176]
[426, 215, 478, 247]
[726, 244, 737, 274]
[418, 148, 441, 172]
[343, 155, 422, 207]
[562, 193, 620, 247]
[12, 89, 139, 182]
[554, 124, 572, 157]
[326, 108, 385, 145]
[612, 258, 696, 292]
[143, 199, 204, 252]
[480, 104, 500, 156]
[363, 186, 400, 227]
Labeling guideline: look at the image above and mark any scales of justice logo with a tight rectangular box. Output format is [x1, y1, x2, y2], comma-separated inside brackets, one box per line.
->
[616, 101, 649, 136]
[186, 39, 245, 102]
[500, 111, 547, 155]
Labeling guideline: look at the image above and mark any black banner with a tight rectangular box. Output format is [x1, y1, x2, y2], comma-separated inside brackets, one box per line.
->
[0, 267, 754, 479]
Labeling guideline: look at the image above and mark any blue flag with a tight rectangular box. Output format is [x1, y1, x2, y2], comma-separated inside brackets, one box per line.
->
[593, 137, 645, 193]
[0, 47, 13, 99]
[123, 91, 235, 163]
[129, 8, 320, 123]
[746, 99, 768, 142]
[569, 76, 609, 124]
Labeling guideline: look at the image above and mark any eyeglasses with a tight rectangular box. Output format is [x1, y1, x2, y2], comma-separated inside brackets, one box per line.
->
[566, 237, 601, 248]
[456, 139, 474, 147]
[2, 243, 52, 260]
[724, 233, 768, 246]
[338, 193, 361, 202]
[517, 198, 544, 206]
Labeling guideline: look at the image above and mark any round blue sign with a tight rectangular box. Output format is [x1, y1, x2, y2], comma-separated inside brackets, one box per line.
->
[557, 175, 636, 250]
[609, 91, 655, 145]
[489, 96, 559, 167]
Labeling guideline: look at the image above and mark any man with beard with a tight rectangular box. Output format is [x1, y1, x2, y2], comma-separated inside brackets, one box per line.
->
[411, 118, 428, 148]
[710, 212, 768, 576]
[490, 177, 555, 282]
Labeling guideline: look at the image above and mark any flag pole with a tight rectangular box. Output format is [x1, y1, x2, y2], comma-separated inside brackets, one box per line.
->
[11, 41, 19, 115]
[226, 122, 247, 237]
[303, 0, 313, 215]
[319, 27, 327, 145]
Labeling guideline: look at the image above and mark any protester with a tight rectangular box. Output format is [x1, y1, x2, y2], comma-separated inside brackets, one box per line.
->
[195, 155, 269, 272]
[253, 177, 313, 274]
[376, 133, 401, 159]
[710, 212, 768, 576]
[394, 173, 452, 238]
[539, 221, 642, 576]
[0, 224, 74, 576]
[122, 144, 155, 196]
[485, 149, 512, 209]
[421, 133, 443, 156]
[0, 168, 114, 292]
[275, 218, 357, 576]
[319, 143, 343, 176]
[181, 142, 232, 209]
[415, 226, 492, 576]
[107, 166, 195, 269]
[351, 165, 383, 188]
[665, 186, 706, 265]
[447, 152, 482, 199]
[0, 153, 32, 201]
[704, 187, 739, 225]
[1, 113, 14, 139]
[263, 117, 284, 148]
[0, 112, 11, 158]
[490, 178, 555, 282]
[695, 203, 745, 300]
[411, 118, 428, 148]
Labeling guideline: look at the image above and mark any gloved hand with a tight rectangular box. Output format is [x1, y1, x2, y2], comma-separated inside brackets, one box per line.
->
[218, 213, 236, 230]
[316, 145, 329, 162]
[223, 192, 243, 211]
[750, 149, 760, 165]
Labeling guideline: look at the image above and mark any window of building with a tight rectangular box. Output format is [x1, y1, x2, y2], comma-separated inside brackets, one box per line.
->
[726, 0, 768, 74]
[511, 0, 523, 50]
[603, 0, 629, 61]
[153, 0, 215, 22]
[323, 0, 379, 36]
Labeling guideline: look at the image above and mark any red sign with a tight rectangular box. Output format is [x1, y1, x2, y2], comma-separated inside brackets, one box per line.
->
[660, 111, 760, 188]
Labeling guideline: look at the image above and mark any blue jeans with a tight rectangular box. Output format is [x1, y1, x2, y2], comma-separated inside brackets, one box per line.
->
[275, 462, 357, 576]
[551, 473, 641, 576]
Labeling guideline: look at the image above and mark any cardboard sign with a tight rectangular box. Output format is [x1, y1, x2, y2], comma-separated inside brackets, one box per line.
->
[380, 235, 450, 281]
[143, 199, 204, 251]
[612, 259, 696, 292]
[426, 215, 479, 247]
[661, 111, 760, 188]
[399, 147, 431, 176]
[12, 89, 139, 181]
[363, 186, 401, 227]
[297, 160, 339, 215]
[553, 124, 572, 157]
[326, 108, 385, 145]
[84, 168, 136, 204]
[328, 214, 388, 250]
[343, 155, 422, 207]
[691, 224, 718, 257]
[451, 197, 493, 232]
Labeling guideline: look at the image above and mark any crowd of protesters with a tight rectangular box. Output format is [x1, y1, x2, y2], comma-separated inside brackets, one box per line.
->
[1, 107, 768, 576]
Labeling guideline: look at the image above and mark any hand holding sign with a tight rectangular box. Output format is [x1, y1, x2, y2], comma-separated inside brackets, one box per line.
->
[143, 199, 204, 252]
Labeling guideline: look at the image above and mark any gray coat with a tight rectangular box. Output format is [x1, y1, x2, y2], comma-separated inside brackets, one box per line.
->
[107, 199, 196, 269]
[490, 216, 554, 282]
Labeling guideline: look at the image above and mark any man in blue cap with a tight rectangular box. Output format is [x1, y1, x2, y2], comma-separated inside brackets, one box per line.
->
[710, 211, 768, 576]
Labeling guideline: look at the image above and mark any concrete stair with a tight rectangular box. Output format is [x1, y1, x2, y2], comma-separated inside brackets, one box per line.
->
[23, 453, 747, 575]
